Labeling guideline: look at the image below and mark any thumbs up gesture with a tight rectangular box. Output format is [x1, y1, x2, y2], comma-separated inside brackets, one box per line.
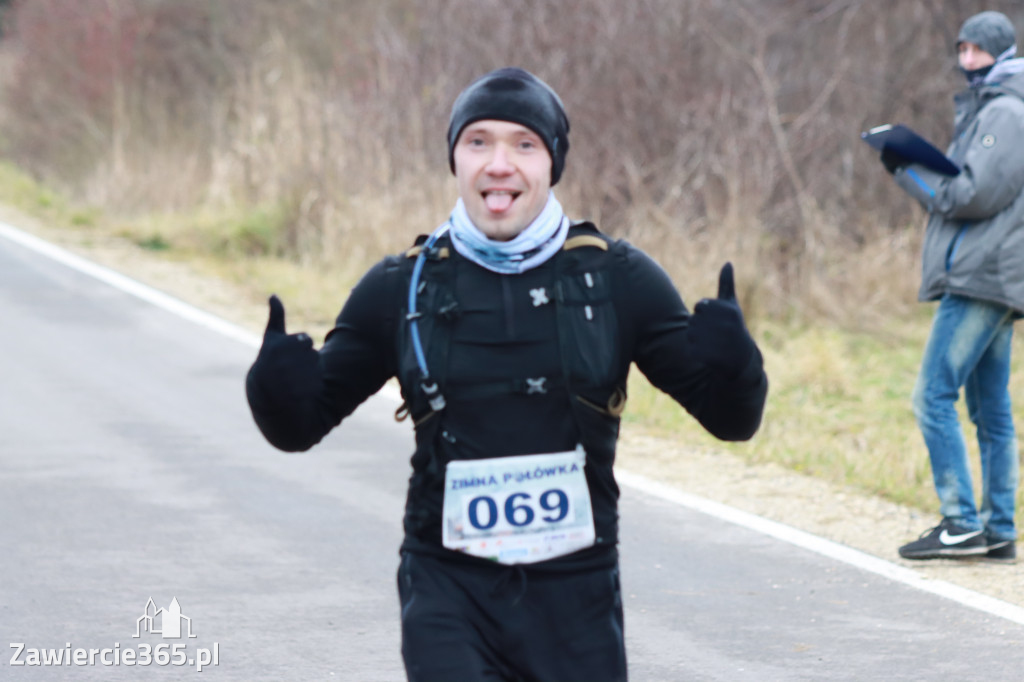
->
[685, 263, 757, 378]
[246, 295, 323, 405]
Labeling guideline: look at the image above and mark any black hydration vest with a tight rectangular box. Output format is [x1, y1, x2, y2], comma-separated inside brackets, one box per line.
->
[395, 222, 629, 544]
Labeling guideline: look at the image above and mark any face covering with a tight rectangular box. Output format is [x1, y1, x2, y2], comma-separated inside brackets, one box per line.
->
[447, 192, 569, 274]
[962, 63, 995, 86]
[963, 44, 1024, 86]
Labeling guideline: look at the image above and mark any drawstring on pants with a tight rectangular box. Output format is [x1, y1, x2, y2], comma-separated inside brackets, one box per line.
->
[491, 565, 528, 605]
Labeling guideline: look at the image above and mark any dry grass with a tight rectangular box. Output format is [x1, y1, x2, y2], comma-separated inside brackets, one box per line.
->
[625, 311, 1024, 532]
[1, 97, 1021, 536]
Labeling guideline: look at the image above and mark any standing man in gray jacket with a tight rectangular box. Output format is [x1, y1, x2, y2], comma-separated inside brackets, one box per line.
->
[883, 10, 1024, 562]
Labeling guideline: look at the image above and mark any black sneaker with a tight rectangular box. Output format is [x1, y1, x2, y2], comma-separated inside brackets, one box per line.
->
[985, 537, 1017, 563]
[898, 518, 987, 560]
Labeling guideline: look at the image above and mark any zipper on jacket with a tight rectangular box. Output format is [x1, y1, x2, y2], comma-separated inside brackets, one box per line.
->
[946, 223, 969, 271]
[501, 276, 515, 337]
[905, 168, 936, 198]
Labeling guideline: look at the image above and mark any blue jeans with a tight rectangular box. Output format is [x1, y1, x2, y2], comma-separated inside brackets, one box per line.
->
[912, 294, 1019, 541]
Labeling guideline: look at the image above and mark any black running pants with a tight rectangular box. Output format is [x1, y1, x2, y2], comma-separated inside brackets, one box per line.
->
[397, 552, 627, 682]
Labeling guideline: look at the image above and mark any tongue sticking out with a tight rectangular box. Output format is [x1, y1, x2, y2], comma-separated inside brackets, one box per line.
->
[485, 192, 515, 213]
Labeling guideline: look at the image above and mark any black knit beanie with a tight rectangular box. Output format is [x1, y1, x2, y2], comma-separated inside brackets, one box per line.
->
[958, 11, 1016, 59]
[447, 67, 570, 185]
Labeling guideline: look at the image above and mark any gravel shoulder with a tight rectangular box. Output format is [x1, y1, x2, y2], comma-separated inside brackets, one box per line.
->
[616, 433, 1022, 608]
[4, 205, 1020, 611]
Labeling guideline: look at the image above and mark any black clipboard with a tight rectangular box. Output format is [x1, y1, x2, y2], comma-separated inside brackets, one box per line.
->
[861, 123, 961, 176]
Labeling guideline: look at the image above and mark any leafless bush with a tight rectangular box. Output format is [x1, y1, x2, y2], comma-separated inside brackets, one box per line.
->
[0, 0, 1019, 320]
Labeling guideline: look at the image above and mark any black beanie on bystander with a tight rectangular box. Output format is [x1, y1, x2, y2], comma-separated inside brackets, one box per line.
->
[957, 11, 1016, 59]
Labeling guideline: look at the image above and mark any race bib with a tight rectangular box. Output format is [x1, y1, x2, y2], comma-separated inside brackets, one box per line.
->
[441, 447, 596, 564]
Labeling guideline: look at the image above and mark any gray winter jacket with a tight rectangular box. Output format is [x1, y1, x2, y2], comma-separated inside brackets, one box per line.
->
[894, 68, 1024, 313]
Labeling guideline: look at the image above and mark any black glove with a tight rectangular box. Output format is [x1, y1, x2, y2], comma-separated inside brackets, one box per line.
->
[246, 295, 323, 407]
[880, 146, 909, 174]
[685, 263, 757, 379]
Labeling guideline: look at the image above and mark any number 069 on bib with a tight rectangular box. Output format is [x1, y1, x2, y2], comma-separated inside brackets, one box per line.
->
[441, 447, 596, 564]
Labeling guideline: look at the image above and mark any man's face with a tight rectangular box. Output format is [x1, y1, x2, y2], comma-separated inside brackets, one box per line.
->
[959, 41, 996, 71]
[453, 120, 553, 241]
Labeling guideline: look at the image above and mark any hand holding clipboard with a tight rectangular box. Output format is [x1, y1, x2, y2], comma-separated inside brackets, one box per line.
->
[861, 124, 961, 176]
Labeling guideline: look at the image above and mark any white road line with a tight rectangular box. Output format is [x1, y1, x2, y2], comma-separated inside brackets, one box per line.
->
[616, 470, 1024, 626]
[3, 219, 1021, 626]
[0, 220, 263, 349]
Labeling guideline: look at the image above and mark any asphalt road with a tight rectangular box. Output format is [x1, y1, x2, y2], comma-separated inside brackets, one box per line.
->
[2, 224, 1023, 681]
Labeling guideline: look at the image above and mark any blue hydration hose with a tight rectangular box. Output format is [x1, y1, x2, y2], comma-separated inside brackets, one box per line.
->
[407, 224, 450, 411]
